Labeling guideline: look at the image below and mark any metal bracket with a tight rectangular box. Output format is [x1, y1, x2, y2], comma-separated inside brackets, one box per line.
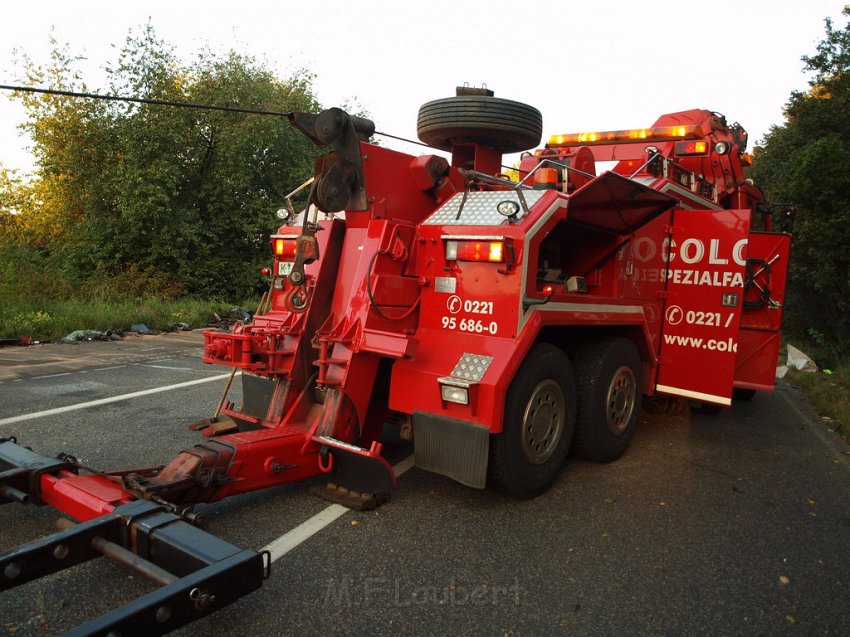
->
[0, 439, 76, 505]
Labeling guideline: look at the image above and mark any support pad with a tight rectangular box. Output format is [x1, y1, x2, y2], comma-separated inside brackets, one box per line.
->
[312, 436, 396, 508]
[310, 482, 390, 511]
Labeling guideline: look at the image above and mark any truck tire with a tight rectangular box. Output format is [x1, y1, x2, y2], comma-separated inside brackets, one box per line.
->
[489, 343, 576, 498]
[689, 401, 723, 415]
[733, 388, 757, 402]
[417, 96, 543, 153]
[572, 338, 642, 462]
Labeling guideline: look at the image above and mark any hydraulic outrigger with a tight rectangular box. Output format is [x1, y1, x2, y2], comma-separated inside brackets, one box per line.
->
[0, 106, 412, 635]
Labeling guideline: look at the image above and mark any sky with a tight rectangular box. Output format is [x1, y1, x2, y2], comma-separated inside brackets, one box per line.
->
[1, 0, 847, 176]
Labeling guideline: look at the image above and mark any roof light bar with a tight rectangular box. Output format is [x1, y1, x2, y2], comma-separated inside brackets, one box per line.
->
[548, 125, 702, 147]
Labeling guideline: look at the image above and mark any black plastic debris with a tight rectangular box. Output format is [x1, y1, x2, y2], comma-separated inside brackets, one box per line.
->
[163, 322, 192, 332]
[59, 330, 122, 344]
[208, 307, 254, 329]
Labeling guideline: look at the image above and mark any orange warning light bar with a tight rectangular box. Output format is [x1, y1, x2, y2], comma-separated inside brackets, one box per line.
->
[548, 125, 702, 147]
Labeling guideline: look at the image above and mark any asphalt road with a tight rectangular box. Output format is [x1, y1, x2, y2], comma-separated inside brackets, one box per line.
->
[1, 332, 849, 636]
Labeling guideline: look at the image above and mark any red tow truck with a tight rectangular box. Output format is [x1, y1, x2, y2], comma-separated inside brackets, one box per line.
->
[0, 87, 792, 634]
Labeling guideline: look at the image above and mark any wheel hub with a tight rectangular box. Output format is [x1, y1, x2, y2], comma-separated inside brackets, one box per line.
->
[521, 379, 565, 465]
[606, 366, 636, 435]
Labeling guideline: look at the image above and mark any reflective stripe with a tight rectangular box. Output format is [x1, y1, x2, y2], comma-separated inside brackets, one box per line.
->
[534, 303, 643, 315]
[656, 384, 732, 406]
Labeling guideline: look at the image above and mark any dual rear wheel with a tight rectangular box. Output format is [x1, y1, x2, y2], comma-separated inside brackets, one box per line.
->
[489, 338, 642, 498]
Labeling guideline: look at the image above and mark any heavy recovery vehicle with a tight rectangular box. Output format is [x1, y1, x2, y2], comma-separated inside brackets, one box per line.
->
[0, 87, 792, 634]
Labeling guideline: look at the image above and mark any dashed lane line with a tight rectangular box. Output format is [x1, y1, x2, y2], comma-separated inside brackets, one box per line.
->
[0, 373, 234, 427]
[138, 364, 220, 372]
[2, 358, 217, 384]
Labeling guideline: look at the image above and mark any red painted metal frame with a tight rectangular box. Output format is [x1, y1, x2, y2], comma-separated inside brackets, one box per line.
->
[734, 232, 792, 390]
[36, 108, 790, 519]
[40, 471, 132, 521]
[38, 105, 787, 519]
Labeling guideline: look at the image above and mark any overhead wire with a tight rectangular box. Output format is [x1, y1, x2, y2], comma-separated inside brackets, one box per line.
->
[0, 83, 525, 172]
[0, 83, 294, 118]
[0, 83, 427, 149]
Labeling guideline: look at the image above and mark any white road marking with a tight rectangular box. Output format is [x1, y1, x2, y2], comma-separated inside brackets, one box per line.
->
[93, 366, 127, 372]
[0, 373, 234, 426]
[139, 364, 214, 372]
[264, 454, 417, 562]
[263, 504, 350, 562]
[5, 351, 418, 565]
[392, 454, 416, 478]
[32, 372, 72, 380]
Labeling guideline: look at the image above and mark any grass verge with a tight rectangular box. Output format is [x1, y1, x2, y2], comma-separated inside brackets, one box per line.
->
[0, 295, 259, 342]
[785, 354, 850, 440]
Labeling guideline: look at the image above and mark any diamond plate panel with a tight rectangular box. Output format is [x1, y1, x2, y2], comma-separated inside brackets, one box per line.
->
[450, 353, 494, 382]
[422, 191, 547, 226]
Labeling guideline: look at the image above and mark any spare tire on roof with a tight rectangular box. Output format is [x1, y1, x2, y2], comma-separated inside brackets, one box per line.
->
[417, 94, 543, 154]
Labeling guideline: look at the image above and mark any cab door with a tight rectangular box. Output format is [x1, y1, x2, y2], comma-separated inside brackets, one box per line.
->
[655, 209, 750, 406]
[734, 231, 792, 390]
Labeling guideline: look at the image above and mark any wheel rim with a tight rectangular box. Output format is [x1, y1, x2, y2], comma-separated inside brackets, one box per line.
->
[521, 379, 565, 465]
[606, 365, 636, 435]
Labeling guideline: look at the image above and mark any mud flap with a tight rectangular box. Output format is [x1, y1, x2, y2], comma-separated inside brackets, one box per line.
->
[412, 412, 489, 489]
[310, 436, 395, 510]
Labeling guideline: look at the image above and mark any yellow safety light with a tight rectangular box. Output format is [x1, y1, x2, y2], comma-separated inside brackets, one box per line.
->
[548, 124, 702, 147]
[674, 140, 709, 156]
[445, 240, 506, 263]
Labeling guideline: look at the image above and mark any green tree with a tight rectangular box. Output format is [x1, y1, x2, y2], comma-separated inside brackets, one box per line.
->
[8, 24, 321, 299]
[752, 6, 850, 355]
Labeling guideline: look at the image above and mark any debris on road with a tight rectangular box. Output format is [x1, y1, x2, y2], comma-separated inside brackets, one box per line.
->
[0, 336, 34, 347]
[163, 322, 192, 332]
[207, 307, 254, 329]
[58, 329, 122, 344]
[786, 344, 818, 373]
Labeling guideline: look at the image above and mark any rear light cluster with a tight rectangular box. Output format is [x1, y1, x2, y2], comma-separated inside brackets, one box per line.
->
[674, 140, 708, 156]
[445, 240, 505, 263]
[272, 237, 298, 258]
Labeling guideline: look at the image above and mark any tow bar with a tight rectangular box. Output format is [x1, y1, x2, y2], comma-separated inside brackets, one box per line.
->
[0, 438, 269, 636]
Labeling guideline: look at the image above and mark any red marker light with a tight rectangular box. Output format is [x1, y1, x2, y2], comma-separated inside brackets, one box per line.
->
[674, 140, 709, 156]
[261, 267, 271, 276]
[543, 284, 554, 296]
[448, 240, 506, 263]
[272, 237, 298, 258]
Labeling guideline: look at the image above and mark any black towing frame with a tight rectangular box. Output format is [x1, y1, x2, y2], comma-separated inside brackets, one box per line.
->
[0, 438, 270, 636]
